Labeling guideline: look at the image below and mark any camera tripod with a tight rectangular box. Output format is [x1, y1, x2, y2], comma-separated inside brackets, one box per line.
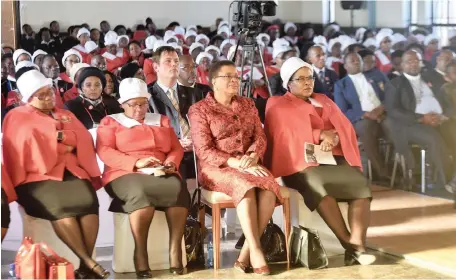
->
[232, 28, 272, 98]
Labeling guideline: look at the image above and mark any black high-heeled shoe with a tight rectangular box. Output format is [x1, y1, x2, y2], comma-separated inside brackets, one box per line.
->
[91, 263, 110, 279]
[169, 267, 185, 275]
[344, 248, 376, 266]
[136, 269, 153, 279]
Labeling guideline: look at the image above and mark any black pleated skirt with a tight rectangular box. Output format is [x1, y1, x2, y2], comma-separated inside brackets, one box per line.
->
[105, 173, 190, 213]
[282, 157, 372, 211]
[15, 170, 99, 221]
[1, 189, 11, 228]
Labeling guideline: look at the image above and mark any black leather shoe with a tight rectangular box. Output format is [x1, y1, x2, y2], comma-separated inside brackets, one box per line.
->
[169, 267, 184, 275]
[235, 234, 245, 250]
[136, 269, 153, 279]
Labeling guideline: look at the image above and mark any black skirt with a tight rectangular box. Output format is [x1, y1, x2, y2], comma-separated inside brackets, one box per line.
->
[282, 157, 372, 211]
[1, 189, 11, 228]
[16, 170, 99, 221]
[105, 173, 190, 213]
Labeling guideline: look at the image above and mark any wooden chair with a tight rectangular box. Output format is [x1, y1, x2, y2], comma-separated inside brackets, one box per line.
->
[197, 186, 291, 270]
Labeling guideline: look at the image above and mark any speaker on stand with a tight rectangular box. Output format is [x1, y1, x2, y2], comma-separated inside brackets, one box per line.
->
[340, 1, 365, 28]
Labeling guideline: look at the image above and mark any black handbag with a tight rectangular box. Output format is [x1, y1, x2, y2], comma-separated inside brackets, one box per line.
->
[184, 188, 205, 267]
[260, 219, 288, 263]
[235, 219, 287, 263]
[288, 226, 328, 269]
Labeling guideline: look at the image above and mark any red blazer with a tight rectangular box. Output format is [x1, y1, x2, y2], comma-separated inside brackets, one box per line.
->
[63, 85, 79, 102]
[73, 45, 90, 65]
[265, 66, 280, 78]
[59, 73, 72, 84]
[264, 92, 361, 178]
[2, 105, 101, 188]
[143, 58, 157, 84]
[96, 113, 184, 186]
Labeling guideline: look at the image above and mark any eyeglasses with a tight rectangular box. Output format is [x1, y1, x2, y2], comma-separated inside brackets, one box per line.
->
[125, 102, 148, 109]
[33, 90, 55, 100]
[290, 76, 315, 83]
[214, 75, 241, 81]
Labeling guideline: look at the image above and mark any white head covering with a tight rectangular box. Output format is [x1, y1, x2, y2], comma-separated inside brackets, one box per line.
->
[205, 45, 221, 57]
[184, 30, 198, 40]
[84, 41, 98, 53]
[273, 45, 292, 60]
[117, 35, 130, 46]
[189, 42, 205, 55]
[328, 38, 341, 52]
[13, 49, 32, 66]
[340, 37, 356, 53]
[196, 52, 214, 64]
[227, 45, 242, 61]
[220, 39, 236, 51]
[32, 49, 47, 63]
[272, 38, 290, 48]
[280, 57, 313, 89]
[424, 34, 439, 46]
[196, 34, 210, 46]
[376, 32, 392, 48]
[378, 28, 394, 36]
[217, 26, 231, 37]
[414, 34, 425, 44]
[163, 30, 176, 42]
[174, 26, 185, 36]
[256, 33, 270, 44]
[167, 42, 183, 53]
[355, 27, 367, 42]
[15, 61, 39, 72]
[218, 20, 229, 30]
[153, 40, 166, 52]
[69, 63, 90, 83]
[284, 22, 297, 32]
[165, 35, 178, 43]
[76, 27, 90, 38]
[363, 38, 377, 48]
[313, 35, 328, 48]
[186, 25, 197, 32]
[391, 33, 407, 46]
[62, 49, 82, 66]
[145, 36, 157, 50]
[16, 70, 53, 103]
[118, 78, 151, 104]
[104, 31, 118, 46]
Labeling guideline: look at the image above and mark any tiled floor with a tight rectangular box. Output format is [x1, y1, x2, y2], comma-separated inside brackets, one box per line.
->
[1, 235, 448, 279]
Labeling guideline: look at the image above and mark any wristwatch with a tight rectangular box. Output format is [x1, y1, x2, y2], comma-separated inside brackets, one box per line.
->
[57, 131, 64, 142]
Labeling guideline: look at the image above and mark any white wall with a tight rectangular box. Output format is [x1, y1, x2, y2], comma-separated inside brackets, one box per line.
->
[376, 0, 405, 28]
[19, 0, 303, 31]
[333, 0, 369, 27]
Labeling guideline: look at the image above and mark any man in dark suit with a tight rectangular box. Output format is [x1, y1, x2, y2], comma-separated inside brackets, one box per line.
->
[385, 50, 456, 189]
[422, 49, 454, 92]
[177, 54, 211, 98]
[335, 52, 393, 181]
[148, 46, 203, 180]
[308, 45, 339, 100]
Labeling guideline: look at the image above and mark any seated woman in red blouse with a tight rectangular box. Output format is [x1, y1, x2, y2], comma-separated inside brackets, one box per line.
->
[2, 70, 108, 279]
[188, 60, 283, 275]
[96, 78, 189, 278]
[264, 57, 375, 266]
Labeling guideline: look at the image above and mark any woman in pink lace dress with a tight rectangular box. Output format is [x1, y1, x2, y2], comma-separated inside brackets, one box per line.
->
[188, 60, 282, 275]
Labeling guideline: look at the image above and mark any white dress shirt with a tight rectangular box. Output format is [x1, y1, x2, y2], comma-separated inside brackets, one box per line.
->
[157, 80, 179, 104]
[403, 73, 442, 115]
[348, 73, 381, 112]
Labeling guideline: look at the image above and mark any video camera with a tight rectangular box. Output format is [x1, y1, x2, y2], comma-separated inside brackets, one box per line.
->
[232, 0, 278, 36]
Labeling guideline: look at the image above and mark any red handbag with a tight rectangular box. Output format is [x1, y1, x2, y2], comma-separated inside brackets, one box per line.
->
[15, 237, 75, 279]
[15, 237, 47, 279]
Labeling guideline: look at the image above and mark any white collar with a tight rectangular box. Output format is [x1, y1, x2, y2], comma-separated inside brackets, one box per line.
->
[116, 48, 124, 58]
[73, 44, 88, 53]
[403, 72, 421, 81]
[312, 65, 325, 74]
[109, 113, 162, 128]
[177, 80, 195, 88]
[41, 39, 55, 45]
[7, 76, 16, 82]
[435, 68, 445, 76]
[308, 97, 323, 108]
[348, 72, 364, 80]
[157, 80, 178, 94]
[102, 52, 116, 61]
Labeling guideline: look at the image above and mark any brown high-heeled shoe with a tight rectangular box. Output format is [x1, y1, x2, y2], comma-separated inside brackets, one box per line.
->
[253, 265, 270, 275]
[233, 260, 251, 273]
[90, 263, 110, 279]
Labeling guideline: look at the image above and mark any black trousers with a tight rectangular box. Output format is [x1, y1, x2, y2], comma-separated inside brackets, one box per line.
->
[353, 118, 393, 178]
[390, 119, 455, 186]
